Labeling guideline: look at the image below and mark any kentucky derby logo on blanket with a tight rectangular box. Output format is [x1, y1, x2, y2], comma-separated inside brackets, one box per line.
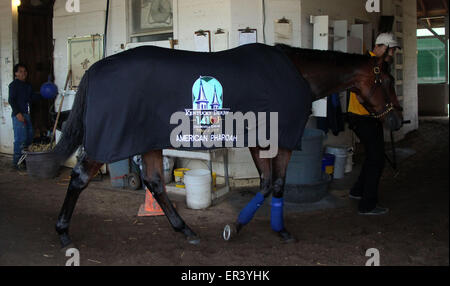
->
[192, 76, 223, 111]
[186, 76, 230, 131]
[171, 76, 238, 147]
[170, 75, 279, 158]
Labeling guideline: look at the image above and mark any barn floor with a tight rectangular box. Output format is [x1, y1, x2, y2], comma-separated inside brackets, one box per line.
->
[0, 119, 448, 266]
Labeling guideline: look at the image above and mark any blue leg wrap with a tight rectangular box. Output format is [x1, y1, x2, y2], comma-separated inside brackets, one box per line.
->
[271, 197, 284, 232]
[238, 192, 265, 225]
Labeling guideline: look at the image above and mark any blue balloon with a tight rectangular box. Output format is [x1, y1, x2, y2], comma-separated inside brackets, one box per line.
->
[40, 81, 58, 99]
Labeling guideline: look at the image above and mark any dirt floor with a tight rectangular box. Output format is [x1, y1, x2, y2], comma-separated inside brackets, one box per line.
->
[0, 119, 448, 266]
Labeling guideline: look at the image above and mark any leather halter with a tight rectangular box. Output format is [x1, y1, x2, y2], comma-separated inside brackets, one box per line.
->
[365, 66, 394, 119]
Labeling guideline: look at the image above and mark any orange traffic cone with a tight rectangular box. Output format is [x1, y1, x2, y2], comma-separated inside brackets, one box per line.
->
[137, 188, 165, 217]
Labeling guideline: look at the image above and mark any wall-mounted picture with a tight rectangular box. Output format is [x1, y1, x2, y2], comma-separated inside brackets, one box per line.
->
[68, 35, 104, 87]
[130, 0, 173, 35]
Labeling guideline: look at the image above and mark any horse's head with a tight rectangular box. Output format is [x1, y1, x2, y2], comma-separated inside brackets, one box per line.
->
[354, 52, 403, 131]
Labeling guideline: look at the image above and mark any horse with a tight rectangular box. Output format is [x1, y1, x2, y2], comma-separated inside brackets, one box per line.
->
[52, 43, 403, 248]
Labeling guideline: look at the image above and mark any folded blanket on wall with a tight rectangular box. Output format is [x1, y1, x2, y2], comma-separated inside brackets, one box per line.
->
[316, 93, 345, 136]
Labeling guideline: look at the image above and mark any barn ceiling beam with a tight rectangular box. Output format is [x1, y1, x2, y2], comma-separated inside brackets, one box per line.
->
[441, 0, 448, 13]
[421, 18, 446, 44]
[417, 8, 448, 18]
[418, 0, 427, 14]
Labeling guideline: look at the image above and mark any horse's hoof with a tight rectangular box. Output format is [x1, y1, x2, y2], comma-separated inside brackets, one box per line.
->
[187, 235, 201, 245]
[223, 223, 242, 241]
[182, 227, 200, 245]
[223, 224, 233, 241]
[278, 229, 297, 244]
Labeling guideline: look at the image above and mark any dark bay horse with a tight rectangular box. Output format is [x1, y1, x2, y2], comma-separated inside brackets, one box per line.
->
[52, 43, 403, 248]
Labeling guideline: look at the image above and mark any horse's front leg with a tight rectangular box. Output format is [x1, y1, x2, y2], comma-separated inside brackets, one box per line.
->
[141, 150, 200, 245]
[271, 148, 296, 243]
[223, 147, 271, 240]
[55, 151, 103, 248]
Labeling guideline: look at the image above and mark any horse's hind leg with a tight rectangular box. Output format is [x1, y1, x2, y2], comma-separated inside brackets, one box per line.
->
[141, 150, 200, 245]
[271, 148, 296, 243]
[55, 152, 103, 248]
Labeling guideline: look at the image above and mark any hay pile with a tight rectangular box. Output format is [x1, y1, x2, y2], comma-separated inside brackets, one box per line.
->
[27, 142, 56, 152]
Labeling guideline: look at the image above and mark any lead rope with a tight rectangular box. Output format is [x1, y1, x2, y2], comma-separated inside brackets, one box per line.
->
[370, 103, 394, 119]
[17, 153, 27, 166]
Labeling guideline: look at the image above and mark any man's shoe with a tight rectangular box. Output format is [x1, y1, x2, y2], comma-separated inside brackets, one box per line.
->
[349, 193, 362, 200]
[358, 206, 389, 216]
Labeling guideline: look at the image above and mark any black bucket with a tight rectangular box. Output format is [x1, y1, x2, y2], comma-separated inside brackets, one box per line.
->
[23, 150, 60, 179]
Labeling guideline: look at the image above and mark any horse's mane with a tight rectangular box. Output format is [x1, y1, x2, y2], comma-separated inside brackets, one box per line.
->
[275, 43, 372, 66]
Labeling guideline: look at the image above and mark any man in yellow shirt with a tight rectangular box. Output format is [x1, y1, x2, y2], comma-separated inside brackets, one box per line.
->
[347, 33, 400, 215]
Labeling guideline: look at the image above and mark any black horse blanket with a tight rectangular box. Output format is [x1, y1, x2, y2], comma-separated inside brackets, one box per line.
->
[84, 43, 312, 163]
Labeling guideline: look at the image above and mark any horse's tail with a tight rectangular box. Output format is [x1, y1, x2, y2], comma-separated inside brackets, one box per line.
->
[52, 72, 89, 164]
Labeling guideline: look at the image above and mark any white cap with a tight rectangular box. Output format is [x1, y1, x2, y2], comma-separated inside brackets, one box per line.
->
[375, 33, 401, 49]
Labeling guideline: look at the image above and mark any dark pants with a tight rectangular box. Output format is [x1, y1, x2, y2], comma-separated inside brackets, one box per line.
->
[348, 114, 385, 212]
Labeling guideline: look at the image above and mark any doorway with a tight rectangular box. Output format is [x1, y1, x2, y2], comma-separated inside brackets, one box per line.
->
[18, 0, 55, 139]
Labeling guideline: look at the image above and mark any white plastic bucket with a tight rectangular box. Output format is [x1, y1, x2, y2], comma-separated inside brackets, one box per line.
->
[325, 146, 348, 179]
[184, 169, 212, 209]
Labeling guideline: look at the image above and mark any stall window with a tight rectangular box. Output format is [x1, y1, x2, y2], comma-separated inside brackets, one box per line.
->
[417, 28, 447, 84]
[129, 0, 173, 43]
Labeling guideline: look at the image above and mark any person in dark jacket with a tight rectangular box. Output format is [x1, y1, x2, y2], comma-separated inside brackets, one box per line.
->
[8, 63, 40, 169]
